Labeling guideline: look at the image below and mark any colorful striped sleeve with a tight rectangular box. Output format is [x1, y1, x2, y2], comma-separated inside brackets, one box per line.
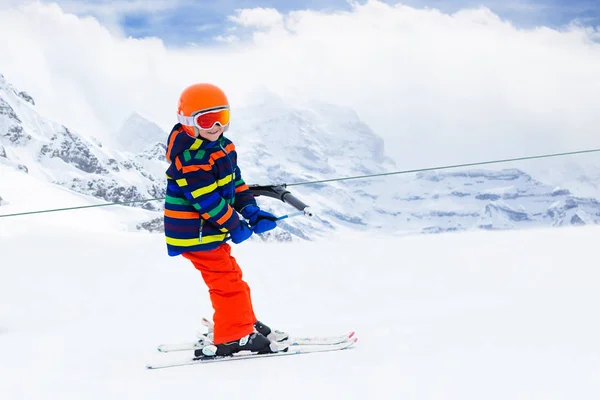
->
[173, 155, 240, 232]
[233, 165, 257, 213]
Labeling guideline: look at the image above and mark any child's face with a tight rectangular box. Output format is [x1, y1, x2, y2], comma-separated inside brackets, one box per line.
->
[197, 124, 224, 142]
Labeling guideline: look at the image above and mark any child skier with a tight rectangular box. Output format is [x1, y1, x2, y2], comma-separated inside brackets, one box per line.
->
[164, 83, 287, 357]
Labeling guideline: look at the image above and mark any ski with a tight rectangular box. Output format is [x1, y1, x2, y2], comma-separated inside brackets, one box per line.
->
[146, 336, 358, 369]
[157, 331, 356, 353]
[286, 331, 356, 346]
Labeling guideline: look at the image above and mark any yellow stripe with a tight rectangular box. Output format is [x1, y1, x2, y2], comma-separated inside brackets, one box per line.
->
[217, 174, 234, 187]
[166, 234, 227, 247]
[176, 178, 188, 187]
[190, 139, 203, 151]
[191, 182, 217, 198]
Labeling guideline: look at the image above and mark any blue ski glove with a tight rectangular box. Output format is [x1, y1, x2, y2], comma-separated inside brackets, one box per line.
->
[229, 221, 253, 244]
[241, 205, 278, 234]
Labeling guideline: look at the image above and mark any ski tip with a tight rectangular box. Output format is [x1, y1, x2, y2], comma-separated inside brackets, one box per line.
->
[348, 331, 356, 339]
[344, 337, 359, 350]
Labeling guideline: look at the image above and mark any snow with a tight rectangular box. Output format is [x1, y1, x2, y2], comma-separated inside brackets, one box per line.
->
[1, 221, 599, 399]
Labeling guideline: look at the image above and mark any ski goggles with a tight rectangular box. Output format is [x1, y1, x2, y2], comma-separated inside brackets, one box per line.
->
[177, 107, 230, 130]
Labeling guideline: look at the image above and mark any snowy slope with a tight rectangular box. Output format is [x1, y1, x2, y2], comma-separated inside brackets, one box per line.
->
[0, 224, 599, 399]
[0, 166, 159, 235]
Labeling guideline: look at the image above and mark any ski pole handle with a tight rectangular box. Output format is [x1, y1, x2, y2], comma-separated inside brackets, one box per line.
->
[224, 210, 305, 242]
[276, 211, 305, 221]
[280, 193, 313, 217]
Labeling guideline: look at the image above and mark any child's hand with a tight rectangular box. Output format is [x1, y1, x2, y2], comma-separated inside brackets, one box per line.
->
[230, 221, 253, 244]
[242, 205, 277, 234]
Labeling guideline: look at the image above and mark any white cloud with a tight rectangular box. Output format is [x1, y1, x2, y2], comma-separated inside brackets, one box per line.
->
[228, 7, 285, 29]
[213, 34, 240, 43]
[0, 1, 599, 168]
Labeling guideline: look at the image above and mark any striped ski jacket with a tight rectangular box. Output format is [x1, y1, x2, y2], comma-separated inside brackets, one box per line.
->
[163, 124, 257, 256]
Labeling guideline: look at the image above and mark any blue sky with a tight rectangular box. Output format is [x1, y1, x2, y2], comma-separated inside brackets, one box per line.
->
[31, 0, 600, 45]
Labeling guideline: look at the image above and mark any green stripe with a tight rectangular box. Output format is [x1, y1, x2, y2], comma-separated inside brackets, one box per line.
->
[183, 150, 192, 162]
[165, 195, 190, 205]
[235, 179, 244, 186]
[194, 150, 206, 160]
[207, 198, 226, 217]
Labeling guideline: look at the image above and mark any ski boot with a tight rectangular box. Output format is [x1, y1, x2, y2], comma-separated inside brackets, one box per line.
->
[196, 331, 275, 358]
[196, 318, 289, 345]
[254, 320, 289, 343]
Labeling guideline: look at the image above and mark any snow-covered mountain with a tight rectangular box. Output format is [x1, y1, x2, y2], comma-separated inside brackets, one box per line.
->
[2, 72, 600, 238]
[113, 112, 167, 155]
[226, 95, 600, 236]
[0, 73, 167, 216]
[385, 169, 600, 233]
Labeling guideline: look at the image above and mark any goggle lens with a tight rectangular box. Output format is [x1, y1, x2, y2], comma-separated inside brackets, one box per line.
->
[194, 109, 230, 129]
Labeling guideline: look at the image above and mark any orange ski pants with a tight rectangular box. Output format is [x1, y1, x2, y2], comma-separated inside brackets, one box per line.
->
[182, 243, 257, 344]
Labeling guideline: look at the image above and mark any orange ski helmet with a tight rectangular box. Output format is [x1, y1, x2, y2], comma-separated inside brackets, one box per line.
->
[177, 83, 230, 135]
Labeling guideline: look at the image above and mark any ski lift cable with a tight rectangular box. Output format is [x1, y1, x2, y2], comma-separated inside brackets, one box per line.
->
[1, 147, 599, 219]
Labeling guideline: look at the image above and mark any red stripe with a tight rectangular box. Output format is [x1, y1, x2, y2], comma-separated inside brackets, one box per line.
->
[166, 130, 181, 163]
[216, 206, 233, 226]
[181, 163, 212, 173]
[235, 184, 249, 193]
[165, 209, 198, 219]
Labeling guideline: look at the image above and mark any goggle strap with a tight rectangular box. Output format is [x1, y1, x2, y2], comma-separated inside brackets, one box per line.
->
[177, 114, 196, 126]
